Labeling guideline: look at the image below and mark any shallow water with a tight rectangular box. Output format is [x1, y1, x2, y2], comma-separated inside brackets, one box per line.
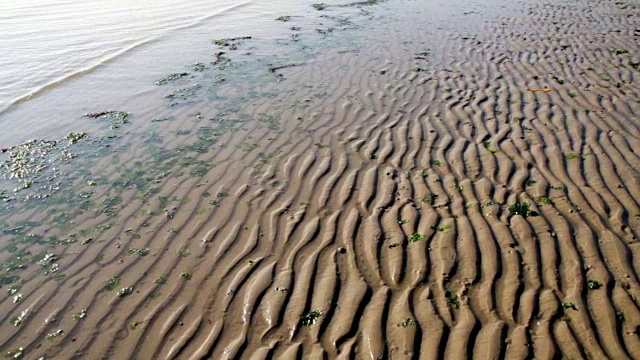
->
[1, 0, 239, 110]
[0, 0, 314, 143]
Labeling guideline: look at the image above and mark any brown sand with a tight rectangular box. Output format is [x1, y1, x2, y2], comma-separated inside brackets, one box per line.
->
[1, 0, 640, 358]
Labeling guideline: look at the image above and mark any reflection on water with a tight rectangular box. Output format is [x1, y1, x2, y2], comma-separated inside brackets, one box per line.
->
[0, 0, 248, 114]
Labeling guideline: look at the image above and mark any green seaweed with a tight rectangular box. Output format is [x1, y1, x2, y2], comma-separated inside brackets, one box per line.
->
[445, 290, 460, 309]
[301, 310, 324, 325]
[190, 164, 210, 177]
[5, 347, 23, 358]
[410, 232, 427, 242]
[126, 248, 150, 256]
[396, 318, 414, 327]
[104, 276, 121, 291]
[117, 287, 133, 297]
[177, 248, 191, 257]
[213, 36, 252, 47]
[7, 285, 20, 295]
[587, 280, 603, 290]
[124, 228, 141, 239]
[258, 114, 281, 131]
[10, 309, 28, 326]
[536, 196, 555, 205]
[508, 202, 531, 217]
[66, 132, 86, 145]
[611, 48, 629, 55]
[180, 272, 193, 280]
[421, 194, 438, 205]
[73, 309, 87, 320]
[154, 72, 189, 85]
[430, 223, 453, 232]
[46, 329, 64, 341]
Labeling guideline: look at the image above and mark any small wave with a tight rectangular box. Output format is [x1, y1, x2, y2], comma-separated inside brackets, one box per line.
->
[0, 1, 253, 116]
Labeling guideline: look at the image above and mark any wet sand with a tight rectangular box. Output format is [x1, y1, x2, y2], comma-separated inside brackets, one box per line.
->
[1, 0, 640, 358]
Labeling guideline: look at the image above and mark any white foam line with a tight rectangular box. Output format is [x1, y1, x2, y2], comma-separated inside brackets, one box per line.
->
[0, 1, 254, 116]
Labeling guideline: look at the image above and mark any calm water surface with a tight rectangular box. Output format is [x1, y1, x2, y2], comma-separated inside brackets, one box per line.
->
[0, 0, 308, 143]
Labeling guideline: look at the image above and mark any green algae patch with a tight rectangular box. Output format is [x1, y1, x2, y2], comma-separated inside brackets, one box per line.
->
[154, 72, 189, 85]
[508, 202, 531, 217]
[301, 310, 324, 325]
[396, 318, 414, 327]
[104, 276, 121, 292]
[180, 272, 193, 280]
[127, 248, 150, 256]
[85, 111, 129, 129]
[73, 309, 87, 320]
[117, 287, 133, 297]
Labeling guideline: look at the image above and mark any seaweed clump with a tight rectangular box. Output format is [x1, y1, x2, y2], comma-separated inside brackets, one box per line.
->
[508, 202, 531, 217]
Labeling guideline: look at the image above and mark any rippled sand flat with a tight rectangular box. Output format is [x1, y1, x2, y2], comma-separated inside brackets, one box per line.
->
[1, 0, 640, 358]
